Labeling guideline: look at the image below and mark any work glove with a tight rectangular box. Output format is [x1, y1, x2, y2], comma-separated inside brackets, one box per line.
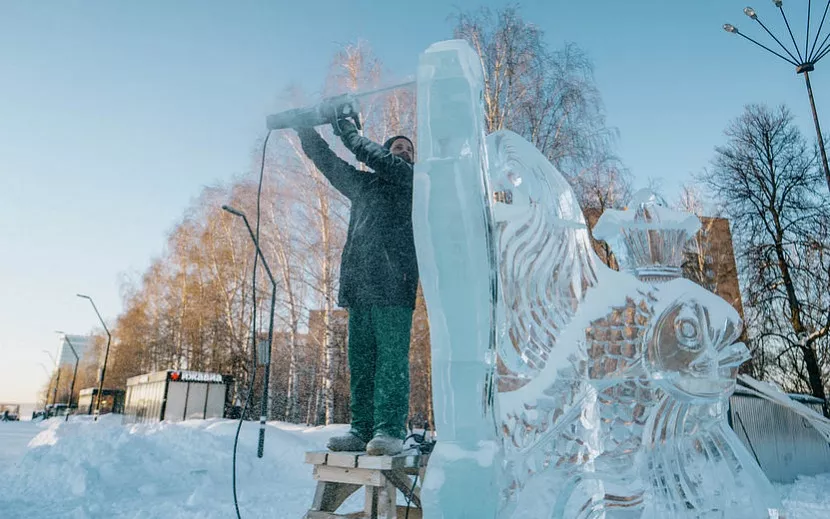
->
[331, 116, 357, 138]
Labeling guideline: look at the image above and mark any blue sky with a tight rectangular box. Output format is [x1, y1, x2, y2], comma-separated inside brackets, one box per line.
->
[1, 0, 828, 403]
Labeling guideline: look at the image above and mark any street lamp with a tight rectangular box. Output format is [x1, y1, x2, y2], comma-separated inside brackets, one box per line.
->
[221, 204, 277, 458]
[724, 1, 830, 191]
[77, 293, 112, 421]
[55, 331, 80, 422]
[37, 361, 54, 411]
[42, 349, 56, 365]
[42, 348, 60, 407]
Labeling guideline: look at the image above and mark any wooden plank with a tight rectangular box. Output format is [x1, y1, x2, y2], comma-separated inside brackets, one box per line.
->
[365, 486, 378, 518]
[399, 466, 421, 476]
[357, 453, 420, 471]
[396, 505, 422, 519]
[385, 470, 421, 509]
[310, 481, 330, 511]
[305, 451, 329, 466]
[309, 480, 361, 512]
[326, 452, 361, 468]
[400, 454, 429, 476]
[305, 511, 366, 519]
[305, 511, 337, 519]
[357, 455, 394, 471]
[377, 480, 397, 519]
[314, 465, 385, 487]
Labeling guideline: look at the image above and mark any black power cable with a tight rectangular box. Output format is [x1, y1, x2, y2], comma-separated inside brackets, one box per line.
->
[402, 421, 435, 518]
[404, 471, 419, 519]
[232, 315, 257, 519]
[232, 130, 273, 519]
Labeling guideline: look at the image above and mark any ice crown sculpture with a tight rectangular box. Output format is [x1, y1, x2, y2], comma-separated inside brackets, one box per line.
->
[413, 39, 785, 518]
[594, 189, 701, 282]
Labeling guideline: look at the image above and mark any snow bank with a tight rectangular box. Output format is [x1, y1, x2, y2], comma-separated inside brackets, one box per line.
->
[777, 473, 830, 519]
[0, 416, 349, 518]
[1, 417, 828, 518]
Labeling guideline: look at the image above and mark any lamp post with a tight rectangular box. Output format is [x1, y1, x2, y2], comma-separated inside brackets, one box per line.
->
[37, 362, 54, 412]
[55, 331, 80, 422]
[42, 348, 60, 408]
[724, 0, 830, 191]
[221, 204, 277, 458]
[77, 294, 112, 421]
[37, 362, 51, 377]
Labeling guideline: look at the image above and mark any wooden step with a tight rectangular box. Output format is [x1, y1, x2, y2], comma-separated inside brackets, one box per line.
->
[305, 450, 427, 471]
[302, 449, 428, 519]
[304, 505, 420, 519]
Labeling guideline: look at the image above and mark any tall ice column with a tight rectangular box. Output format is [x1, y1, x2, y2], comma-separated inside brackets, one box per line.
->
[413, 39, 503, 519]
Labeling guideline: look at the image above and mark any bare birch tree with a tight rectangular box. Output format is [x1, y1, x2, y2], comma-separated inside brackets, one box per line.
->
[451, 5, 617, 174]
[701, 104, 830, 413]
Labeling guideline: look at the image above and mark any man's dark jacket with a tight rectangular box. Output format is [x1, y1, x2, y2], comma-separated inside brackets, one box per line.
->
[297, 125, 418, 310]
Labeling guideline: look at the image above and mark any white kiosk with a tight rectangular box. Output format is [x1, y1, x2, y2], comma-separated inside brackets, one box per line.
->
[123, 370, 230, 424]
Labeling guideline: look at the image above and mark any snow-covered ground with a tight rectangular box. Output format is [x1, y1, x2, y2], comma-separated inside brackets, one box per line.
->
[0, 417, 828, 518]
[0, 416, 358, 518]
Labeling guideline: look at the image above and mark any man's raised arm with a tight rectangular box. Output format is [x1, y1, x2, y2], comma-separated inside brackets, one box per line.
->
[337, 122, 413, 188]
[295, 128, 365, 199]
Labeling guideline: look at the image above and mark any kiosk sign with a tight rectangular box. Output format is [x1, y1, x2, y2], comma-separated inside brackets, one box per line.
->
[170, 370, 223, 383]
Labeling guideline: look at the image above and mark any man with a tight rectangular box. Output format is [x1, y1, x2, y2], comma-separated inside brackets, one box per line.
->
[295, 116, 418, 456]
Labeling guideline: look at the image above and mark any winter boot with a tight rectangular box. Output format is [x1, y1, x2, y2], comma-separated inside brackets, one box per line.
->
[366, 433, 403, 456]
[327, 430, 368, 452]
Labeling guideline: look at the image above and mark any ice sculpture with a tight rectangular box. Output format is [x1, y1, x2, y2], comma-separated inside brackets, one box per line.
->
[412, 39, 503, 519]
[414, 39, 785, 518]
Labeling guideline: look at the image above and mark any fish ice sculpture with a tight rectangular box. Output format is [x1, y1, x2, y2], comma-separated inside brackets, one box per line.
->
[489, 136, 783, 519]
[414, 39, 785, 519]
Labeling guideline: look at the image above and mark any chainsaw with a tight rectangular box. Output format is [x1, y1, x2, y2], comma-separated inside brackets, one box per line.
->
[265, 80, 415, 134]
[266, 93, 361, 134]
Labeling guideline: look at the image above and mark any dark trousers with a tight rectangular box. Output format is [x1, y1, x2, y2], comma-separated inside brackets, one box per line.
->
[348, 306, 413, 441]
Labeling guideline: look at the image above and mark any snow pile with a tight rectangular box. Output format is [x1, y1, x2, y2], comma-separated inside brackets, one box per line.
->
[1, 417, 829, 518]
[0, 416, 350, 518]
[777, 473, 830, 519]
